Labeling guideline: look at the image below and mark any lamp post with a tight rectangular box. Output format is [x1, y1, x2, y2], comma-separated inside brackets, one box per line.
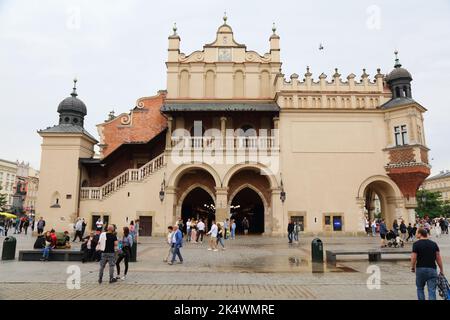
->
[159, 173, 166, 202]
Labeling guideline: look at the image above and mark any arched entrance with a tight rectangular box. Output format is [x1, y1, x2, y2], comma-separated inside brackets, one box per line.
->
[360, 177, 403, 227]
[230, 187, 265, 234]
[181, 186, 216, 231]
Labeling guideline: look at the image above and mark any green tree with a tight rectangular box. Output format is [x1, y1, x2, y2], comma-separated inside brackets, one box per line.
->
[416, 189, 444, 218]
[442, 201, 450, 218]
[0, 185, 7, 211]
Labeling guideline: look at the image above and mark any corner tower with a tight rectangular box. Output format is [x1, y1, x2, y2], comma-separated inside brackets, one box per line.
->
[35, 80, 98, 231]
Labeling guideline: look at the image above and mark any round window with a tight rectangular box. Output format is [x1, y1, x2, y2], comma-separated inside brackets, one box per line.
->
[64, 117, 70, 122]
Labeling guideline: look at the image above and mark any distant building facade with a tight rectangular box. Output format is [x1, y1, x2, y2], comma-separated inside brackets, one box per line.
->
[421, 170, 450, 201]
[36, 17, 431, 236]
[0, 159, 17, 209]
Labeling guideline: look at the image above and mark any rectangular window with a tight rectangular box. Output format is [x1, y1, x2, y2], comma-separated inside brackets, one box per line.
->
[394, 125, 408, 146]
[324, 216, 331, 225]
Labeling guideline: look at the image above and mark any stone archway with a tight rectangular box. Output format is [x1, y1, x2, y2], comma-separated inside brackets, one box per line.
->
[228, 184, 267, 234]
[357, 175, 405, 228]
[225, 166, 274, 235]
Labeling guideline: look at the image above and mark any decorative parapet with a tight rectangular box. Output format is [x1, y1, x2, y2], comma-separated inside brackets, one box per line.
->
[276, 67, 392, 109]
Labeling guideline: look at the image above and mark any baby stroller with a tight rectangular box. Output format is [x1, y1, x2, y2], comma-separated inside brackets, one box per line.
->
[437, 273, 450, 300]
[386, 230, 404, 248]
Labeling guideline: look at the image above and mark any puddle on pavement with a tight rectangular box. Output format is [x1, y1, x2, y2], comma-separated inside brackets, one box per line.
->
[212, 256, 358, 274]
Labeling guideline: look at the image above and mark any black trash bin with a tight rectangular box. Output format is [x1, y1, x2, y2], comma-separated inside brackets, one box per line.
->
[2, 236, 17, 260]
[130, 241, 137, 262]
[311, 238, 323, 263]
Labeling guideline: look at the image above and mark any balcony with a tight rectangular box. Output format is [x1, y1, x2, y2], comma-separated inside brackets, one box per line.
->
[170, 136, 279, 150]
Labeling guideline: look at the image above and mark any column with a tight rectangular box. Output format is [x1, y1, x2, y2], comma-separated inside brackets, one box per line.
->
[220, 116, 227, 148]
[165, 116, 173, 150]
[273, 117, 279, 149]
[163, 187, 177, 227]
[215, 187, 229, 223]
[271, 188, 283, 236]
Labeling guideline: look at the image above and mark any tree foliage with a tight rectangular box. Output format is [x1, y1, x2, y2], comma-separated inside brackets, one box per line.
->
[416, 189, 450, 218]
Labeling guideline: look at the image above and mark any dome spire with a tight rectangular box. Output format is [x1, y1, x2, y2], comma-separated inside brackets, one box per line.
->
[223, 11, 227, 24]
[172, 22, 177, 36]
[71, 78, 78, 97]
[394, 50, 402, 68]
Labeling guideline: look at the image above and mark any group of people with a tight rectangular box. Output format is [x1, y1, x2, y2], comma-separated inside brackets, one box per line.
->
[180, 217, 238, 243]
[287, 219, 302, 244]
[0, 215, 35, 236]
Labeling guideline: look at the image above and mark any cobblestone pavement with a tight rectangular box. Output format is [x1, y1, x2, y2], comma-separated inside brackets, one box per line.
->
[0, 232, 449, 300]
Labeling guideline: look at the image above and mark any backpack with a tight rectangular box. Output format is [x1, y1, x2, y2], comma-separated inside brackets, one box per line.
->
[437, 273, 450, 300]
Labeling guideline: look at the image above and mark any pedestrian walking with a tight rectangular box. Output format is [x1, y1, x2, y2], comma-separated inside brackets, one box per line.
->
[223, 219, 229, 239]
[81, 218, 86, 238]
[242, 217, 249, 235]
[190, 220, 197, 243]
[73, 218, 83, 242]
[196, 219, 205, 243]
[216, 223, 226, 250]
[97, 225, 118, 284]
[36, 217, 45, 235]
[411, 228, 444, 300]
[116, 226, 133, 280]
[293, 221, 300, 243]
[23, 216, 30, 235]
[379, 219, 388, 247]
[365, 217, 370, 236]
[129, 220, 136, 240]
[95, 217, 103, 232]
[31, 217, 35, 232]
[392, 219, 399, 236]
[207, 220, 218, 251]
[371, 220, 377, 237]
[164, 226, 174, 262]
[168, 225, 183, 265]
[400, 220, 407, 242]
[186, 218, 192, 242]
[287, 219, 294, 243]
[231, 219, 236, 239]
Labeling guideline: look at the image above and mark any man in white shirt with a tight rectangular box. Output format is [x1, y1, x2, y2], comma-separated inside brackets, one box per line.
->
[196, 219, 205, 243]
[207, 221, 218, 251]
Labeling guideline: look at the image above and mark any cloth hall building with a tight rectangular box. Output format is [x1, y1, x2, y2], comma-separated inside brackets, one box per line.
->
[36, 18, 431, 236]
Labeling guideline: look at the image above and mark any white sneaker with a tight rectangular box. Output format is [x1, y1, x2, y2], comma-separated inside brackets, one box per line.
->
[213, 249, 218, 252]
[208, 248, 212, 251]
[122, 275, 126, 280]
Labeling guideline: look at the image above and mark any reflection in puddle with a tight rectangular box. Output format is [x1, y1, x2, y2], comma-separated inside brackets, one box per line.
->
[212, 256, 358, 274]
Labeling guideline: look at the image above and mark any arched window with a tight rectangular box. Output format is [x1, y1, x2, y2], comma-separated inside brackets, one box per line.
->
[395, 87, 401, 98]
[234, 71, 244, 97]
[179, 70, 189, 97]
[51, 191, 61, 208]
[205, 70, 215, 97]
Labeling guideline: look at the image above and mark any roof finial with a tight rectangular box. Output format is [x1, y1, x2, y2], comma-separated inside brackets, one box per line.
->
[394, 50, 402, 68]
[71, 78, 78, 97]
[223, 11, 228, 24]
[272, 22, 277, 35]
[172, 22, 177, 35]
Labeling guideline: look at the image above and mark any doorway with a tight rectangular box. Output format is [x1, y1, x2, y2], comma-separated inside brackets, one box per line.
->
[139, 216, 152, 236]
[230, 187, 265, 234]
[181, 187, 215, 232]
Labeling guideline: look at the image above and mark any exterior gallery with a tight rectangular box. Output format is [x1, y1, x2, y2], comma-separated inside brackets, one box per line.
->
[35, 17, 430, 236]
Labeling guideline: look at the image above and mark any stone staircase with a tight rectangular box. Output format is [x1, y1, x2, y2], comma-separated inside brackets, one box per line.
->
[80, 153, 165, 200]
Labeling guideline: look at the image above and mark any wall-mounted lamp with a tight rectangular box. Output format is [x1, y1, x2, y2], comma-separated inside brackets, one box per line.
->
[159, 173, 166, 202]
[280, 173, 286, 203]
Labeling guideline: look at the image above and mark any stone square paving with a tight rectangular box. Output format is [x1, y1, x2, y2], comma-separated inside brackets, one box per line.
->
[0, 232, 449, 300]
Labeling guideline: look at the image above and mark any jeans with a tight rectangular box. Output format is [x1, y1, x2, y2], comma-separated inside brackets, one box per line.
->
[171, 246, 183, 263]
[99, 252, 116, 280]
[187, 228, 191, 241]
[288, 232, 293, 243]
[217, 237, 225, 248]
[231, 228, 235, 239]
[42, 246, 52, 259]
[293, 232, 299, 242]
[196, 230, 204, 242]
[116, 247, 130, 276]
[372, 226, 376, 236]
[416, 267, 437, 300]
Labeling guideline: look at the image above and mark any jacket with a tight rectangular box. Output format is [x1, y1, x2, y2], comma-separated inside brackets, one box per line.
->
[171, 229, 183, 248]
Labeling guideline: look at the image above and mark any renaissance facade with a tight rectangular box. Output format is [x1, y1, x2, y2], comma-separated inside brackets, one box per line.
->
[36, 18, 431, 236]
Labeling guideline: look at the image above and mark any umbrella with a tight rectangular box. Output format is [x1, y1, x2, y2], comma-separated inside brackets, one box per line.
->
[0, 212, 17, 219]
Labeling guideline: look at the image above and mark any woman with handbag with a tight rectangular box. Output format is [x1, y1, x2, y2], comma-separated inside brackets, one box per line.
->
[115, 227, 133, 280]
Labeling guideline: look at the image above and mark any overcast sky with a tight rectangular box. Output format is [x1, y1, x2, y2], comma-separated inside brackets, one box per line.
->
[1, 0, 449, 175]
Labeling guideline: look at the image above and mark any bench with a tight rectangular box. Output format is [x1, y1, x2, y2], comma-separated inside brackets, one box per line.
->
[326, 249, 411, 265]
[19, 249, 83, 262]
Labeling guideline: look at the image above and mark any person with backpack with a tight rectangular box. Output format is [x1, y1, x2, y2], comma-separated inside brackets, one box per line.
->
[287, 219, 294, 244]
[411, 228, 444, 300]
[400, 220, 407, 242]
[116, 226, 133, 280]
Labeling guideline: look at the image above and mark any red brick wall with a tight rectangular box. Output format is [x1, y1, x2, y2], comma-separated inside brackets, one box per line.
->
[389, 148, 415, 164]
[99, 91, 167, 158]
[387, 166, 430, 198]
